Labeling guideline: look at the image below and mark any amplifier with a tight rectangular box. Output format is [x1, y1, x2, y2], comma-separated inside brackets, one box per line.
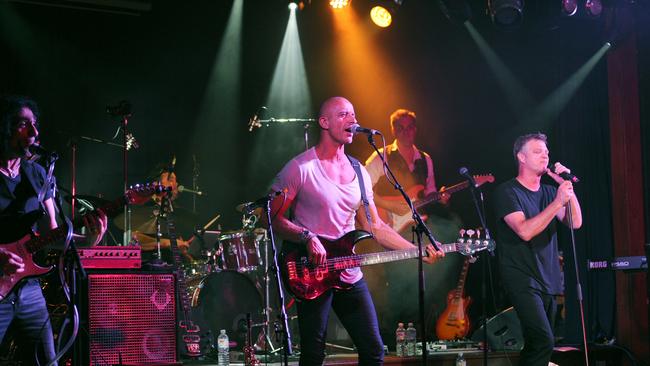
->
[79, 246, 141, 269]
[73, 273, 178, 365]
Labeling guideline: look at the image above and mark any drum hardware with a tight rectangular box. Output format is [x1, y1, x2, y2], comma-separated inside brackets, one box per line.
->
[245, 313, 261, 366]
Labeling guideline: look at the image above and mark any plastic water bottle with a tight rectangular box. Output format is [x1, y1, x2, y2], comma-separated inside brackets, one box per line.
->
[455, 352, 466, 366]
[395, 322, 406, 357]
[406, 322, 416, 356]
[217, 329, 229, 365]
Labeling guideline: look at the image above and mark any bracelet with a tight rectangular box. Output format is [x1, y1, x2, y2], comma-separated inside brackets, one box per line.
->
[299, 229, 316, 244]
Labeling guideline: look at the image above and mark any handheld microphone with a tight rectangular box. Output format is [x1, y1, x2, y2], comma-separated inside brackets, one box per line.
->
[459, 166, 477, 187]
[177, 185, 205, 196]
[346, 124, 381, 135]
[29, 144, 58, 160]
[550, 165, 580, 183]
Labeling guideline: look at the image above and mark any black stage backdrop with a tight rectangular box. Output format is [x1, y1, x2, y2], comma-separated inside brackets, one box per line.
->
[2, 0, 643, 346]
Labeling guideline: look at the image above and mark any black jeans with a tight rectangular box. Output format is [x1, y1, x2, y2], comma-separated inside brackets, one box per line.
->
[296, 278, 384, 365]
[509, 287, 557, 366]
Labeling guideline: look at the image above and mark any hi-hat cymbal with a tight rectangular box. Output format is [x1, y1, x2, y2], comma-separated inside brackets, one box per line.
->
[114, 205, 198, 237]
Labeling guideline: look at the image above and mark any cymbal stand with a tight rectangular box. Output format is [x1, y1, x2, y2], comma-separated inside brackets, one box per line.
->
[259, 230, 281, 354]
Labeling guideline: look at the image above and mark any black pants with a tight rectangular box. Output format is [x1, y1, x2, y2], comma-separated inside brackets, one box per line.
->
[296, 278, 384, 366]
[509, 287, 557, 366]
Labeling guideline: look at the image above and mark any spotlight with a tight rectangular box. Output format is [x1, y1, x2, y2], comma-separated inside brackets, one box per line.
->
[370, 0, 403, 28]
[288, 2, 298, 10]
[370, 6, 392, 27]
[488, 0, 524, 29]
[585, 0, 602, 17]
[329, 0, 350, 9]
[562, 0, 578, 16]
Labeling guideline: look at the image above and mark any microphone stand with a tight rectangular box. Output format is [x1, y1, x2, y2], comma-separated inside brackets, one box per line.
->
[248, 115, 316, 151]
[463, 174, 493, 366]
[566, 203, 590, 366]
[366, 134, 441, 366]
[263, 199, 293, 366]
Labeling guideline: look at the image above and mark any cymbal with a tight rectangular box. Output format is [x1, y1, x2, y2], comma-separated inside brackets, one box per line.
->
[114, 205, 198, 237]
[64, 194, 111, 210]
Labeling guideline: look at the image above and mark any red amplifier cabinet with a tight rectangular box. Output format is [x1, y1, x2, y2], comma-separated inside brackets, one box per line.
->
[87, 273, 177, 365]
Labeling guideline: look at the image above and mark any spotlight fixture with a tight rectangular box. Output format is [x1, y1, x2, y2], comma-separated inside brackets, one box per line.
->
[585, 0, 602, 17]
[561, 0, 578, 16]
[488, 0, 524, 29]
[329, 0, 350, 9]
[370, 0, 404, 28]
[288, 2, 298, 10]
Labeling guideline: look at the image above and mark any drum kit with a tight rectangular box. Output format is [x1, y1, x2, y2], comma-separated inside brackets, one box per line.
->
[117, 200, 289, 356]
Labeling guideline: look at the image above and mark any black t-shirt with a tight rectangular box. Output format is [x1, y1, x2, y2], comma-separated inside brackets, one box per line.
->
[0, 160, 53, 241]
[493, 178, 562, 295]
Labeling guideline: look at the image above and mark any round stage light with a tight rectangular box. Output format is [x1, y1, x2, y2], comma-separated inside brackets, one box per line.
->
[370, 6, 392, 28]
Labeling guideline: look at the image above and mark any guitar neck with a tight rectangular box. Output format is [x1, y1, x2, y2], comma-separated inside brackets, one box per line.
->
[453, 258, 470, 298]
[413, 181, 470, 209]
[330, 243, 460, 270]
[25, 195, 127, 254]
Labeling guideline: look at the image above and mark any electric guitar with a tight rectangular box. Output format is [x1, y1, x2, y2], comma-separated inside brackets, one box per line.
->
[280, 230, 495, 301]
[378, 174, 494, 233]
[436, 256, 472, 340]
[0, 183, 165, 301]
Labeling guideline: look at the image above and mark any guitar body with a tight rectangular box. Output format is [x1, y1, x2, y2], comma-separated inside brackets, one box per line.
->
[281, 230, 372, 300]
[435, 292, 472, 340]
[0, 233, 52, 300]
[377, 185, 425, 233]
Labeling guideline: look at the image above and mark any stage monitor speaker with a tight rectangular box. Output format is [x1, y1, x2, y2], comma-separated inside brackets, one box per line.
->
[86, 273, 177, 365]
[471, 306, 524, 351]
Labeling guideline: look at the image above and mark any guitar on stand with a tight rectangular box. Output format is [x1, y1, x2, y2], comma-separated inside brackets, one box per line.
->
[377, 174, 494, 233]
[0, 183, 165, 300]
[161, 197, 202, 358]
[436, 230, 480, 340]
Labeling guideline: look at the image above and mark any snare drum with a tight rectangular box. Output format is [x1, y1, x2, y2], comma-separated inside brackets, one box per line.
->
[217, 230, 261, 272]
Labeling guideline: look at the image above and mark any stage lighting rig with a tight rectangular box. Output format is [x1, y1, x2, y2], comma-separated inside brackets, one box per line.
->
[488, 0, 524, 29]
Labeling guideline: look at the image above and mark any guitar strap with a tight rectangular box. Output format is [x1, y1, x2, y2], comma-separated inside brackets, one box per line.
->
[346, 155, 373, 235]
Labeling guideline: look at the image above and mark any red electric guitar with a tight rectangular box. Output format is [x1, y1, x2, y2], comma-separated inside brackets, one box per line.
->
[0, 183, 165, 300]
[280, 230, 495, 301]
[436, 256, 473, 340]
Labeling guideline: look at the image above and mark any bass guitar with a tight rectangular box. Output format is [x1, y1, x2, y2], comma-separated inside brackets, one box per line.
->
[280, 230, 494, 301]
[0, 183, 165, 301]
[378, 174, 494, 233]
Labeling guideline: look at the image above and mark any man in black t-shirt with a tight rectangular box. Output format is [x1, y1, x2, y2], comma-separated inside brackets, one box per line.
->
[494, 133, 582, 366]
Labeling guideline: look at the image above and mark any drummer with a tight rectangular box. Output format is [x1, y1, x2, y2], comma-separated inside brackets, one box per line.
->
[134, 159, 196, 262]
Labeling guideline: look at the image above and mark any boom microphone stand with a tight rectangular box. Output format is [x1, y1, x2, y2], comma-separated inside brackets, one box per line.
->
[365, 132, 441, 366]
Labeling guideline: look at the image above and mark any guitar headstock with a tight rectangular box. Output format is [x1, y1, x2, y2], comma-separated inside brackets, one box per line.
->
[473, 174, 495, 187]
[455, 228, 496, 257]
[125, 182, 171, 205]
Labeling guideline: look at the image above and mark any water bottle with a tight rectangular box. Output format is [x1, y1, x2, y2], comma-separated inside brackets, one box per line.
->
[217, 329, 230, 366]
[395, 322, 406, 357]
[455, 352, 466, 366]
[405, 322, 416, 356]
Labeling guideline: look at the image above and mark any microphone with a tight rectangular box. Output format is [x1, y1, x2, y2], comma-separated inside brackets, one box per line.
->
[459, 166, 477, 187]
[346, 124, 381, 135]
[177, 185, 205, 196]
[550, 165, 580, 183]
[29, 144, 58, 160]
[106, 100, 132, 117]
[236, 189, 287, 213]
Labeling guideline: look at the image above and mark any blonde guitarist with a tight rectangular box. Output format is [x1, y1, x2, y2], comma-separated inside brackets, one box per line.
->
[364, 109, 451, 235]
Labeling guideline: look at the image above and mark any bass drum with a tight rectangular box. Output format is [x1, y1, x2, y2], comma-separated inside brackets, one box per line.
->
[191, 271, 262, 351]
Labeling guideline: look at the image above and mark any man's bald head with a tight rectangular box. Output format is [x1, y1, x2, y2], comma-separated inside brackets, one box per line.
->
[319, 96, 350, 118]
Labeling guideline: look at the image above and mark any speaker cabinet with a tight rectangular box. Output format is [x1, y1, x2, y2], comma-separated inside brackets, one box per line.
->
[471, 306, 524, 351]
[82, 273, 177, 365]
